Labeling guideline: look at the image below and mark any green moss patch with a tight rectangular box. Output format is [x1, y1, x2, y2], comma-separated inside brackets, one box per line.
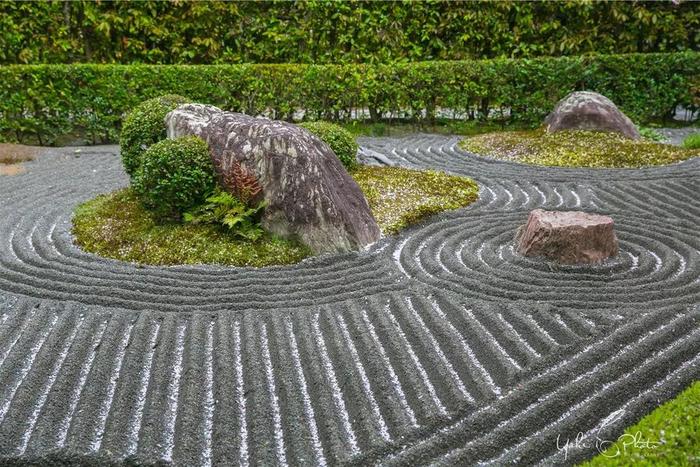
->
[72, 189, 311, 267]
[460, 129, 699, 168]
[351, 165, 479, 235]
[73, 166, 479, 267]
[581, 381, 700, 466]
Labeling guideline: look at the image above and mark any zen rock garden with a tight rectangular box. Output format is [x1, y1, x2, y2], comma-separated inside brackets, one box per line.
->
[0, 3, 698, 467]
[1, 85, 697, 466]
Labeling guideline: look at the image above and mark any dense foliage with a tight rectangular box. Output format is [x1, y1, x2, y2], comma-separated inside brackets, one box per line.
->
[1, 52, 697, 146]
[133, 136, 216, 219]
[298, 121, 358, 170]
[120, 94, 188, 177]
[460, 129, 699, 168]
[0, 1, 697, 64]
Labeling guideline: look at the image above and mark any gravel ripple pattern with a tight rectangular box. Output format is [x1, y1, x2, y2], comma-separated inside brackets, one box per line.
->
[0, 136, 698, 466]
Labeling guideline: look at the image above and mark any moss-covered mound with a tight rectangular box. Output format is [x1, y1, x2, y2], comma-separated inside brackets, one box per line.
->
[73, 189, 311, 267]
[351, 165, 479, 235]
[460, 129, 699, 168]
[72, 165, 479, 267]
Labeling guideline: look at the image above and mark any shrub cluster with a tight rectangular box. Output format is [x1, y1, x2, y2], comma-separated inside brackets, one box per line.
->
[120, 94, 189, 178]
[0, 53, 697, 145]
[132, 136, 216, 219]
[298, 121, 358, 170]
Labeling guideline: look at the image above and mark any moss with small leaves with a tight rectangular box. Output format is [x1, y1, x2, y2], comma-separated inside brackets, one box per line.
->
[460, 129, 699, 168]
[350, 165, 479, 235]
[72, 166, 479, 266]
[72, 189, 311, 267]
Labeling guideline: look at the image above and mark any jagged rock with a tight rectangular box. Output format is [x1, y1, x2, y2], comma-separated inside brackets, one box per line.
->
[544, 91, 640, 139]
[515, 209, 618, 264]
[165, 104, 381, 254]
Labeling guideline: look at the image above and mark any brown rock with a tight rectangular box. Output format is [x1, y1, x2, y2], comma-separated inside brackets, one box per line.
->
[515, 209, 618, 264]
[165, 104, 381, 254]
[544, 91, 640, 140]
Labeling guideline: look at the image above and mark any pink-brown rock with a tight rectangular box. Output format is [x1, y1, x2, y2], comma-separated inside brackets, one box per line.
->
[515, 209, 618, 264]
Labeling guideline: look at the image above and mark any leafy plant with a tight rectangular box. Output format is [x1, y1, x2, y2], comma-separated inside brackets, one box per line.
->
[682, 133, 700, 149]
[120, 94, 189, 178]
[184, 187, 267, 241]
[216, 159, 263, 205]
[133, 136, 216, 219]
[298, 121, 358, 169]
[639, 127, 665, 142]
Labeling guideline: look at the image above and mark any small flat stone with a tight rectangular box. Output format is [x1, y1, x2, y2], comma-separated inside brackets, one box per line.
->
[515, 209, 618, 264]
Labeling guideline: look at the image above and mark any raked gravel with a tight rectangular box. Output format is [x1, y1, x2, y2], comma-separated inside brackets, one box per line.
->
[0, 136, 698, 466]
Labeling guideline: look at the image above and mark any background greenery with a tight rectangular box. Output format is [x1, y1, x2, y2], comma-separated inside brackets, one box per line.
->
[1, 52, 698, 145]
[0, 1, 697, 64]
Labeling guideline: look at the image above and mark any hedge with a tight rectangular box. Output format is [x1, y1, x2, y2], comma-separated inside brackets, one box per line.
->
[0, 52, 698, 145]
[1, 1, 697, 65]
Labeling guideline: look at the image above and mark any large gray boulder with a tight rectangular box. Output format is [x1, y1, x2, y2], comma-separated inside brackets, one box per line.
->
[165, 104, 381, 254]
[544, 91, 640, 140]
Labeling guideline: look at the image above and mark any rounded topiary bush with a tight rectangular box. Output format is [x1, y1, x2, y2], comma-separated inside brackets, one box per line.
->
[133, 136, 216, 219]
[120, 94, 189, 178]
[298, 121, 358, 170]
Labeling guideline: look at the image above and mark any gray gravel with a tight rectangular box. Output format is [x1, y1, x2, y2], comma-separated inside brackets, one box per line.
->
[656, 127, 700, 146]
[0, 137, 698, 466]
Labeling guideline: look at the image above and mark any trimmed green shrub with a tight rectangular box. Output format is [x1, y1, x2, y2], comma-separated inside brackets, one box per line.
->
[120, 94, 189, 178]
[0, 53, 697, 145]
[298, 121, 358, 170]
[133, 136, 216, 219]
[682, 133, 700, 149]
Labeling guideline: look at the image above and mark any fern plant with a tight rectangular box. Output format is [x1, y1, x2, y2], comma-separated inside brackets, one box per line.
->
[183, 188, 267, 241]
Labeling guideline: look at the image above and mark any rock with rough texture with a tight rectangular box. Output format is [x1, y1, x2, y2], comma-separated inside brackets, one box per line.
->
[166, 104, 381, 254]
[544, 91, 640, 139]
[515, 209, 618, 264]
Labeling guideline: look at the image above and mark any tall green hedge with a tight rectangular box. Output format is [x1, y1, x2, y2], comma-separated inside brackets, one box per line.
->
[0, 1, 697, 64]
[0, 52, 698, 145]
